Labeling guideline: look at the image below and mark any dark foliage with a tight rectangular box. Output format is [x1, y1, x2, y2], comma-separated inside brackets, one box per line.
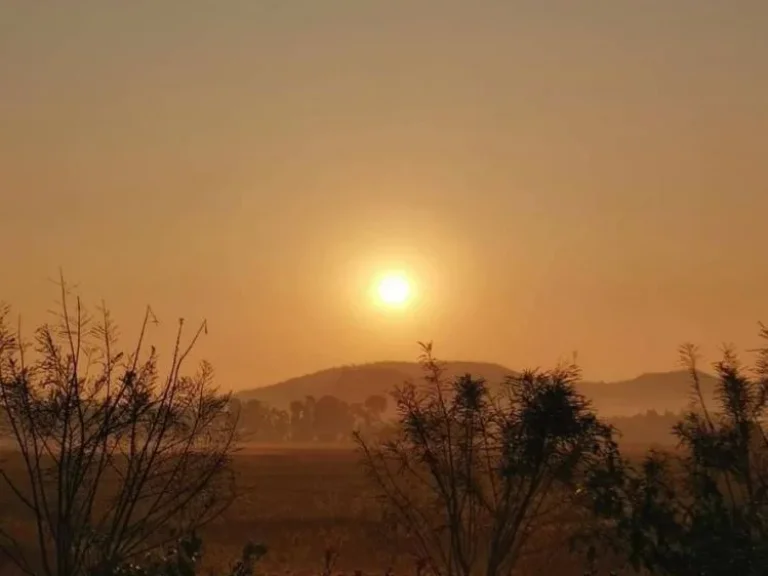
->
[590, 328, 768, 575]
[355, 342, 620, 576]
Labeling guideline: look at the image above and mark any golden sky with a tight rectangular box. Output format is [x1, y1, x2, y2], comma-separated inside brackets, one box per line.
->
[1, 1, 767, 390]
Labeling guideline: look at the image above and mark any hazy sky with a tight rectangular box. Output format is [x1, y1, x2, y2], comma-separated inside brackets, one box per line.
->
[2, 1, 767, 389]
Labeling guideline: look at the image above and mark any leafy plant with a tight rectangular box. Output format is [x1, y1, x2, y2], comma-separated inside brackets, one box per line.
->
[590, 328, 768, 575]
[355, 342, 619, 576]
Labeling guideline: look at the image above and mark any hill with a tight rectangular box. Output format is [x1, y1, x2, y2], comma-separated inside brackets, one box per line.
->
[236, 360, 515, 408]
[237, 362, 719, 417]
[578, 370, 718, 416]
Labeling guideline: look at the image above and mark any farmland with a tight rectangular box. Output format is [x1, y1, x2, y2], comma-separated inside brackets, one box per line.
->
[205, 446, 386, 575]
[157, 444, 646, 576]
[0, 443, 647, 576]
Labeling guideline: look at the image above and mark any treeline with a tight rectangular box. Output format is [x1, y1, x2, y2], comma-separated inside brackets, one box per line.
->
[231, 393, 684, 446]
[228, 394, 388, 443]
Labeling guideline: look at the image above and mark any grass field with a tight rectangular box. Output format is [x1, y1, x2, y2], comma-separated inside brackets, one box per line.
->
[199, 444, 651, 576]
[207, 446, 385, 575]
[0, 446, 399, 576]
[0, 443, 654, 575]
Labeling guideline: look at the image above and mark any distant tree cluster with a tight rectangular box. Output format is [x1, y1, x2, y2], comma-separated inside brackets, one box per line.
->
[228, 393, 388, 443]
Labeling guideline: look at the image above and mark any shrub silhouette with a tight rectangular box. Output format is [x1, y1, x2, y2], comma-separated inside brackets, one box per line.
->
[355, 342, 619, 576]
[589, 328, 768, 575]
[0, 278, 239, 576]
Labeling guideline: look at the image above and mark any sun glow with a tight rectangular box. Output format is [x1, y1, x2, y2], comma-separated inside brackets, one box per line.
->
[375, 272, 412, 308]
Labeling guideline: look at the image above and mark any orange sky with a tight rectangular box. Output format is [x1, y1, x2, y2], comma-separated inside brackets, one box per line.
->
[1, 1, 767, 390]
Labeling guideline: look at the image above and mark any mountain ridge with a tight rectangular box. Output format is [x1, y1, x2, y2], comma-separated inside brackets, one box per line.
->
[237, 361, 719, 416]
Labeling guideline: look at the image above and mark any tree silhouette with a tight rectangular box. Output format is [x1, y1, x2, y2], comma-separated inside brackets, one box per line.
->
[355, 342, 619, 576]
[289, 399, 315, 442]
[269, 407, 290, 442]
[0, 279, 238, 576]
[364, 395, 387, 421]
[590, 328, 768, 575]
[314, 395, 354, 443]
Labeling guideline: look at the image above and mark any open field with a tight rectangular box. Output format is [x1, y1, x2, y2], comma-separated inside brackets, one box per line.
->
[0, 444, 655, 575]
[0, 446, 397, 576]
[204, 447, 387, 575]
[200, 445, 652, 575]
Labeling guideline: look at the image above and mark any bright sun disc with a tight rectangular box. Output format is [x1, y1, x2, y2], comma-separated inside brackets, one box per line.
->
[376, 273, 411, 307]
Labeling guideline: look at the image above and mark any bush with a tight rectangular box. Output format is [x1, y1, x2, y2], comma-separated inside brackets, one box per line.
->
[355, 342, 620, 576]
[591, 330, 768, 575]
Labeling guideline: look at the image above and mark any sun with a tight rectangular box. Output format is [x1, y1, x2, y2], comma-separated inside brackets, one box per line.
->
[375, 272, 411, 308]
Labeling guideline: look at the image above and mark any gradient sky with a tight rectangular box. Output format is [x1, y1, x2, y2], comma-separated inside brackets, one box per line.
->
[2, 1, 767, 390]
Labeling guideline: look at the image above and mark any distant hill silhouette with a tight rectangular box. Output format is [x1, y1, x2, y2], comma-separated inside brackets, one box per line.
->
[578, 370, 718, 416]
[237, 361, 514, 407]
[237, 362, 718, 417]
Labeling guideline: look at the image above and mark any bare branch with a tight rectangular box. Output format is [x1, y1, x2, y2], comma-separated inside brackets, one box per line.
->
[0, 281, 238, 576]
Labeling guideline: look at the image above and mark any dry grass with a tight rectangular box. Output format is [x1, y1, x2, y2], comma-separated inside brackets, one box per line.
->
[190, 445, 636, 576]
[0, 444, 656, 575]
[202, 447, 387, 575]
